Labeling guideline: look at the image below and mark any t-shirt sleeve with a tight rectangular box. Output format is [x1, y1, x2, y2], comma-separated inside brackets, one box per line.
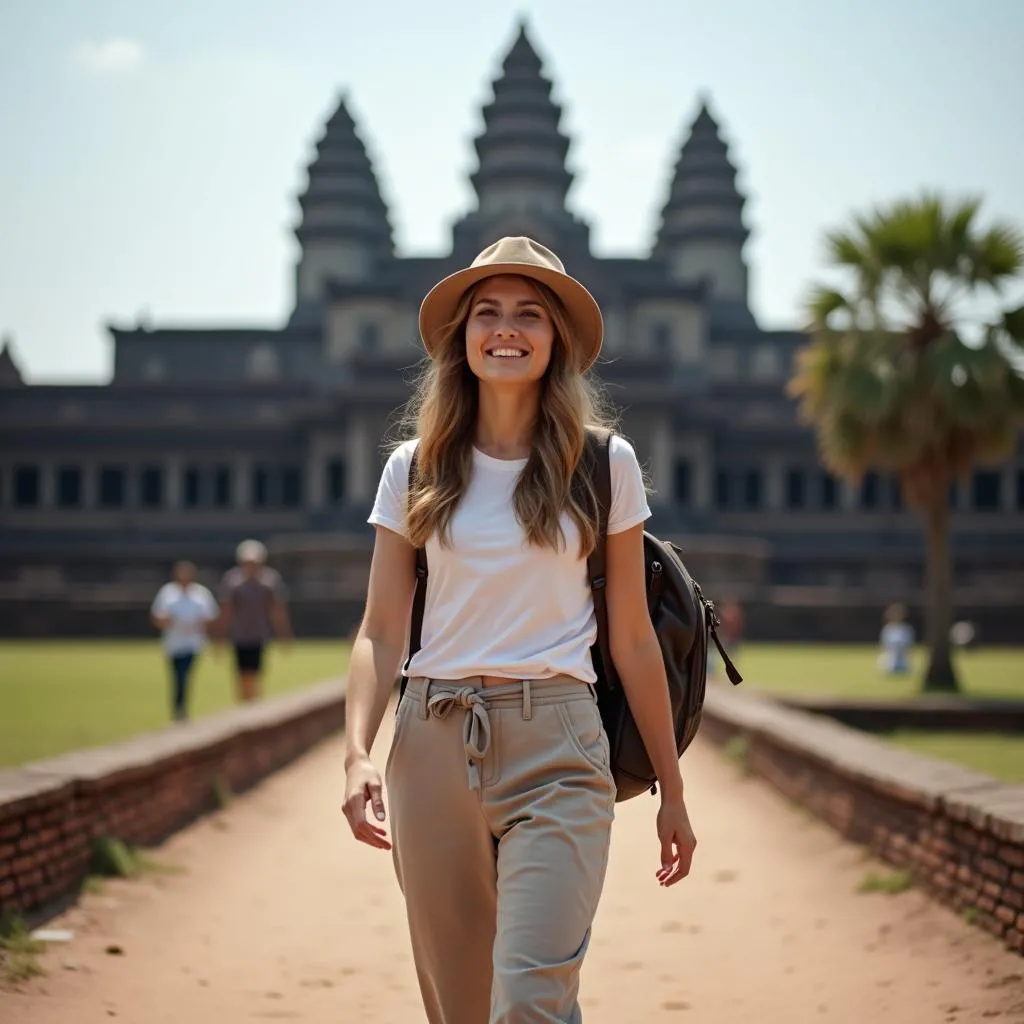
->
[151, 584, 172, 616]
[607, 435, 652, 535]
[367, 440, 418, 538]
[267, 570, 288, 603]
[218, 573, 234, 606]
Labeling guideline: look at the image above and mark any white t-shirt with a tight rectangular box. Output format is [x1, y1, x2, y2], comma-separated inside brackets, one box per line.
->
[151, 582, 219, 656]
[368, 436, 651, 684]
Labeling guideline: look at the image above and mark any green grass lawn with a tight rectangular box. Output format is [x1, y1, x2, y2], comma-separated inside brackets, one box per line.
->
[2, 641, 1022, 781]
[725, 644, 1024, 701]
[0, 640, 351, 768]
[726, 644, 1024, 782]
[884, 732, 1024, 784]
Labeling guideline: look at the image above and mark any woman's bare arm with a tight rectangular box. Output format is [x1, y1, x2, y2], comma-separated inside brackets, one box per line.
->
[604, 521, 696, 885]
[343, 525, 417, 770]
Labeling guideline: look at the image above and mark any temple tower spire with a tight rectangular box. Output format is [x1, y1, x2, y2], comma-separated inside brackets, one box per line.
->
[451, 21, 590, 259]
[292, 93, 393, 322]
[471, 22, 572, 211]
[655, 97, 750, 304]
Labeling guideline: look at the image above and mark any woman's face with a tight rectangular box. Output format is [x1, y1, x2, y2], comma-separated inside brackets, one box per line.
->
[463, 275, 555, 386]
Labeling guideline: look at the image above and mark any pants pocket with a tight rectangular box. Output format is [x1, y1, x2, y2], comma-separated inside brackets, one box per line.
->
[555, 699, 612, 781]
[385, 697, 413, 780]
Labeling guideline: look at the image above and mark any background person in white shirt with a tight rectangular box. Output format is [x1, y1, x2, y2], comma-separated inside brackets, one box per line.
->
[150, 560, 219, 721]
[341, 237, 697, 1023]
[878, 601, 915, 675]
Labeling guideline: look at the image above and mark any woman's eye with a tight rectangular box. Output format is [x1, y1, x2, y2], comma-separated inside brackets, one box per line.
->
[520, 310, 540, 319]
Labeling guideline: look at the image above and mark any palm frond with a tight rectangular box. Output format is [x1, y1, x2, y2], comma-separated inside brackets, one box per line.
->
[923, 334, 1014, 428]
[874, 408, 927, 466]
[831, 348, 901, 423]
[804, 285, 854, 330]
[947, 197, 982, 256]
[819, 409, 874, 477]
[870, 197, 936, 279]
[787, 340, 841, 418]
[970, 225, 1024, 286]
[824, 228, 870, 270]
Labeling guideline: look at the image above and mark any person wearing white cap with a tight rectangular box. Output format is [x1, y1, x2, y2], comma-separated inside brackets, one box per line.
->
[216, 538, 292, 701]
[341, 237, 697, 1022]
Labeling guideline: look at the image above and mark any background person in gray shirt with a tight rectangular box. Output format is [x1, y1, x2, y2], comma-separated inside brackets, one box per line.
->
[216, 539, 292, 702]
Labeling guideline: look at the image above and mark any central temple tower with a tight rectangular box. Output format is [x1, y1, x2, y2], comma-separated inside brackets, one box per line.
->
[450, 22, 591, 262]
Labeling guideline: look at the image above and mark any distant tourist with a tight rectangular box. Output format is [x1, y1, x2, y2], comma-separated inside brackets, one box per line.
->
[878, 602, 915, 675]
[719, 600, 744, 655]
[216, 539, 292, 702]
[149, 561, 219, 721]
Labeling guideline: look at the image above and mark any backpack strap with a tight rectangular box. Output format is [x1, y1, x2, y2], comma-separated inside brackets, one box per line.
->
[711, 626, 744, 686]
[401, 446, 427, 698]
[696, 582, 744, 686]
[584, 427, 619, 692]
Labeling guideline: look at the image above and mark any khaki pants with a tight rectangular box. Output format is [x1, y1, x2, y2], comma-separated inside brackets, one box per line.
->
[386, 676, 616, 1024]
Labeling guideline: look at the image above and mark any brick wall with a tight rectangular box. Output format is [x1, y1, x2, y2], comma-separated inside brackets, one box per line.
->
[0, 681, 346, 921]
[700, 685, 1024, 955]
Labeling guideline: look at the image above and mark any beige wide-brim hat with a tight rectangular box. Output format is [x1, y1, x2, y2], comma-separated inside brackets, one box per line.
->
[418, 236, 604, 371]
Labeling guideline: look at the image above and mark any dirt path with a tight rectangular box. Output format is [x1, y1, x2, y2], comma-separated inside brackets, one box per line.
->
[3, 704, 1023, 1023]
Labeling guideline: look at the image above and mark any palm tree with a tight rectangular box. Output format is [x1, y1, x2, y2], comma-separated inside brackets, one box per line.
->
[788, 194, 1024, 692]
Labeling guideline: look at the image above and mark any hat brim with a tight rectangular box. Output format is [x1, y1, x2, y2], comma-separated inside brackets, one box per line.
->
[418, 262, 603, 372]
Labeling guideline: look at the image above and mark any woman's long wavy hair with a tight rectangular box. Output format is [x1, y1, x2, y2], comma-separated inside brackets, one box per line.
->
[400, 277, 616, 558]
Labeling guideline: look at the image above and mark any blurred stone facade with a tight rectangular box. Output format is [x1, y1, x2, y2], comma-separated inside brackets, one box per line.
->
[1, 25, 1021, 639]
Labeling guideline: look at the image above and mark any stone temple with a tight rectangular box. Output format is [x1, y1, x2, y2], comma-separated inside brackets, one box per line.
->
[1, 22, 1020, 639]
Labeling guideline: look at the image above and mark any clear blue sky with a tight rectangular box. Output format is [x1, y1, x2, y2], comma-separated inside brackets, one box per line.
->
[2, 0, 1022, 382]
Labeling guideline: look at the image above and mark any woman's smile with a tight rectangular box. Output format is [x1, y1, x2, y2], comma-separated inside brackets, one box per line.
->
[485, 344, 530, 359]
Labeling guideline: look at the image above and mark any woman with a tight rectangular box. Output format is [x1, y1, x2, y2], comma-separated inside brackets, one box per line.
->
[342, 237, 697, 1024]
[149, 560, 218, 721]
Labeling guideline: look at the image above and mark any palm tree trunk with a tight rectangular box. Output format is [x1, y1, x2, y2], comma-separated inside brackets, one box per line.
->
[922, 495, 959, 692]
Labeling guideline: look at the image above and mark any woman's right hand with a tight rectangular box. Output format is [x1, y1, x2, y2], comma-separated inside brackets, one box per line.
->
[343, 756, 392, 850]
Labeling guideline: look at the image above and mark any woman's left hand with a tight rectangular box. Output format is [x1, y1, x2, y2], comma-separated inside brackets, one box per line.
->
[656, 791, 697, 887]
